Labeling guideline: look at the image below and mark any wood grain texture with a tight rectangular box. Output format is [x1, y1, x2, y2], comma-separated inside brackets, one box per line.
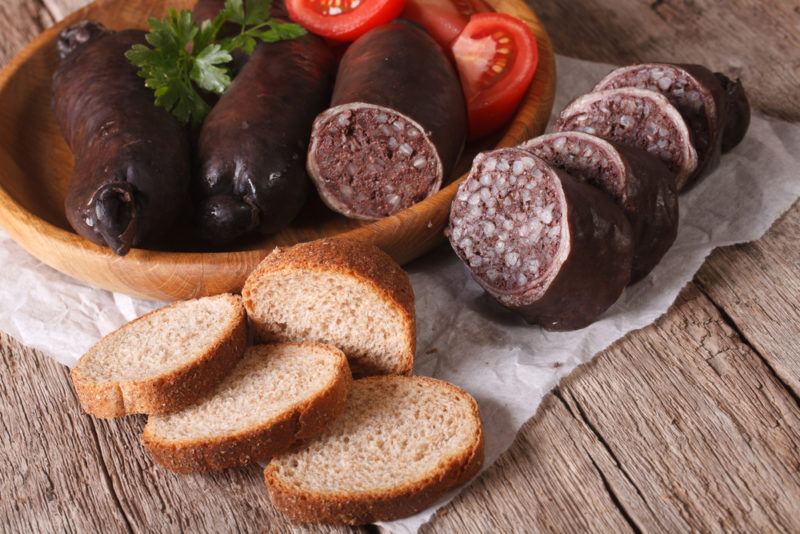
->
[0, 0, 555, 301]
[426, 287, 800, 532]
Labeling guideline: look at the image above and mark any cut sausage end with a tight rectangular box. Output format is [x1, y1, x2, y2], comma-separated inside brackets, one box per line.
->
[448, 148, 568, 300]
[521, 132, 628, 205]
[308, 103, 444, 221]
[556, 87, 698, 190]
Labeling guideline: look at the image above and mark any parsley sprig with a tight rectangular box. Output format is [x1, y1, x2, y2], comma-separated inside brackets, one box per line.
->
[126, 0, 306, 126]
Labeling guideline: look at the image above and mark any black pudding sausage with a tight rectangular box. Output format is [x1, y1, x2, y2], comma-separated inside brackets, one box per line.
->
[53, 21, 191, 255]
[307, 22, 467, 221]
[521, 131, 678, 283]
[448, 147, 633, 331]
[194, 36, 336, 242]
[592, 63, 751, 186]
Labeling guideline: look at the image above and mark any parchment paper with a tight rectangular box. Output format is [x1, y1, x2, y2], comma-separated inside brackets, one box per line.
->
[1, 55, 799, 533]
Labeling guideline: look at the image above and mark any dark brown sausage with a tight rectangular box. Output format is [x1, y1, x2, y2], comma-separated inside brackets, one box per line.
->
[307, 22, 467, 220]
[521, 131, 678, 282]
[448, 148, 633, 331]
[556, 87, 698, 191]
[194, 36, 336, 242]
[53, 22, 191, 255]
[715, 73, 750, 152]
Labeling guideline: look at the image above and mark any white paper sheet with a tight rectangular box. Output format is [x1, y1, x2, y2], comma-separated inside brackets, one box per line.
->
[0, 55, 798, 532]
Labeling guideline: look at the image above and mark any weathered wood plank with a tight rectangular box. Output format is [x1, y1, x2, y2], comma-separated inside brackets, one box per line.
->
[0, 0, 54, 65]
[428, 287, 800, 531]
[421, 393, 637, 533]
[0, 333, 131, 533]
[696, 202, 800, 396]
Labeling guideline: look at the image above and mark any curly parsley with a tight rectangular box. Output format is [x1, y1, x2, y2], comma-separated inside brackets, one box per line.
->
[126, 0, 306, 126]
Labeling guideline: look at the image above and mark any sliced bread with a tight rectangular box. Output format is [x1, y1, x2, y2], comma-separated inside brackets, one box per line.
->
[264, 375, 484, 525]
[242, 239, 415, 377]
[142, 342, 352, 473]
[71, 294, 246, 418]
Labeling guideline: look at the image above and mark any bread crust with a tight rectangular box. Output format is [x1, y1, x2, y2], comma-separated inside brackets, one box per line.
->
[242, 238, 416, 377]
[70, 294, 247, 419]
[141, 342, 352, 474]
[263, 376, 484, 525]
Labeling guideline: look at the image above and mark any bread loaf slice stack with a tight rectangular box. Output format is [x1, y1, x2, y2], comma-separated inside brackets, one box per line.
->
[143, 342, 351, 473]
[71, 294, 247, 418]
[242, 239, 415, 377]
[264, 375, 484, 525]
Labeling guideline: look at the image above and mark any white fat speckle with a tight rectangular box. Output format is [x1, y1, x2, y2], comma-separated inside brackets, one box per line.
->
[553, 137, 567, 151]
[468, 193, 481, 205]
[480, 188, 492, 202]
[392, 120, 404, 131]
[483, 221, 495, 236]
[498, 159, 510, 171]
[484, 158, 498, 171]
[512, 160, 524, 175]
[379, 125, 392, 136]
[505, 252, 519, 267]
[375, 113, 388, 123]
[469, 255, 483, 267]
[495, 240, 505, 252]
[658, 76, 673, 91]
[413, 157, 427, 169]
[479, 174, 492, 186]
[407, 127, 420, 138]
[387, 194, 401, 207]
[398, 143, 414, 156]
[337, 114, 349, 126]
[619, 115, 634, 128]
[388, 137, 399, 149]
[517, 273, 528, 286]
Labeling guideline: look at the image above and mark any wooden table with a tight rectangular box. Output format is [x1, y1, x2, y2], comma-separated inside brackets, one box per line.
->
[2, 1, 799, 531]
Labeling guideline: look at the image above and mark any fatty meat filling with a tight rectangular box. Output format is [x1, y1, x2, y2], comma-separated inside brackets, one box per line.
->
[525, 134, 625, 203]
[314, 107, 439, 218]
[601, 65, 712, 152]
[450, 152, 563, 294]
[559, 92, 685, 173]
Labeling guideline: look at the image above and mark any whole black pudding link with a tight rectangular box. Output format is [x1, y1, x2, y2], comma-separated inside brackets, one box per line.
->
[53, 21, 191, 255]
[194, 36, 336, 242]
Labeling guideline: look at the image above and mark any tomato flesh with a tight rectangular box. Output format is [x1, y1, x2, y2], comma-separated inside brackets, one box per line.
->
[452, 12, 538, 139]
[286, 0, 407, 41]
[402, 0, 491, 48]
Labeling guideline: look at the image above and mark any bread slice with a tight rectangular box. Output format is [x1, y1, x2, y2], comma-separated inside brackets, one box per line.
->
[242, 239, 415, 377]
[142, 342, 352, 473]
[71, 294, 247, 418]
[264, 375, 484, 524]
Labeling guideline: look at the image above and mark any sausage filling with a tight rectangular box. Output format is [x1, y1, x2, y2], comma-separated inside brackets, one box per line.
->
[311, 105, 441, 219]
[449, 152, 563, 296]
[557, 90, 688, 175]
[523, 133, 625, 204]
[596, 65, 715, 159]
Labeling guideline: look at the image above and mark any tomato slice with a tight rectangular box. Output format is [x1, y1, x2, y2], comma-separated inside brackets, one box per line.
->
[452, 12, 538, 139]
[402, 0, 491, 49]
[285, 0, 407, 42]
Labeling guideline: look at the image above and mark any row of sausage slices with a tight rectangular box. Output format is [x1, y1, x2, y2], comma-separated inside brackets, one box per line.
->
[447, 63, 751, 331]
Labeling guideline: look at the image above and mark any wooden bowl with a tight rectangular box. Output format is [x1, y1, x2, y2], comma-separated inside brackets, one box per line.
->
[0, 0, 555, 301]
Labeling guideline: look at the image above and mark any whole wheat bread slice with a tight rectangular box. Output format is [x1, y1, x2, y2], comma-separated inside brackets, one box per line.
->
[264, 375, 484, 524]
[143, 342, 352, 473]
[71, 294, 246, 418]
[242, 239, 415, 377]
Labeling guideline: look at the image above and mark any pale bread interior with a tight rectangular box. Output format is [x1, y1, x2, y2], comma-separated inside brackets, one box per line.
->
[146, 343, 345, 442]
[268, 377, 480, 493]
[246, 269, 410, 375]
[74, 294, 241, 383]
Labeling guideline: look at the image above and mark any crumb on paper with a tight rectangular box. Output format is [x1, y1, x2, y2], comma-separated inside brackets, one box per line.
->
[425, 347, 439, 355]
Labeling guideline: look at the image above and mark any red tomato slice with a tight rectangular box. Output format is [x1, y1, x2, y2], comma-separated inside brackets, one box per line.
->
[402, 0, 491, 49]
[286, 0, 407, 42]
[452, 12, 538, 139]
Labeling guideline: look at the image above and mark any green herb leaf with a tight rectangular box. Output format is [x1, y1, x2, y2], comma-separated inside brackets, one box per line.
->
[127, 0, 307, 126]
[191, 44, 233, 94]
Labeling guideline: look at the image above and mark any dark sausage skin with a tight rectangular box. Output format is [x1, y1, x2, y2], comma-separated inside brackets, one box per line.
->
[53, 22, 191, 255]
[521, 132, 678, 283]
[307, 22, 467, 220]
[194, 36, 336, 242]
[715, 73, 750, 152]
[448, 148, 633, 331]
